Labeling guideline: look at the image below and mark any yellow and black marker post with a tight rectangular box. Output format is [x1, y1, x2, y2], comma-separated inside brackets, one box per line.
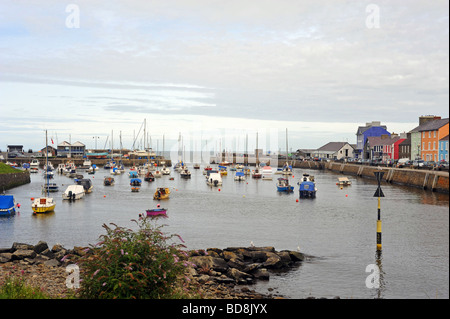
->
[374, 171, 385, 250]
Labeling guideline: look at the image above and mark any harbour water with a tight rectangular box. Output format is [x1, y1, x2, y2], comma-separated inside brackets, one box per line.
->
[0, 165, 448, 299]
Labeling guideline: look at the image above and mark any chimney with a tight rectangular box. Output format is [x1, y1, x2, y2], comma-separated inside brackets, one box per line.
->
[420, 115, 441, 125]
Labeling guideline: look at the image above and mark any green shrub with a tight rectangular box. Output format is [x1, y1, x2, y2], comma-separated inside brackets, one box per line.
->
[0, 275, 50, 299]
[74, 217, 190, 299]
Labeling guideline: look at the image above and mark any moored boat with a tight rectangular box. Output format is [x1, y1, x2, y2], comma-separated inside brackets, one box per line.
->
[276, 178, 294, 192]
[181, 168, 191, 178]
[337, 177, 352, 186]
[75, 178, 94, 193]
[206, 172, 223, 186]
[130, 178, 142, 192]
[144, 171, 155, 182]
[153, 187, 170, 200]
[146, 208, 168, 218]
[62, 184, 85, 200]
[104, 176, 115, 186]
[32, 197, 56, 214]
[234, 171, 246, 181]
[0, 195, 16, 217]
[298, 173, 317, 198]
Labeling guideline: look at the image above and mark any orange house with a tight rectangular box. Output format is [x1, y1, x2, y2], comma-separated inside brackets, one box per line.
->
[419, 118, 449, 162]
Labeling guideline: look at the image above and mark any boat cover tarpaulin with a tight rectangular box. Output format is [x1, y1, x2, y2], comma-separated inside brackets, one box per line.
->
[299, 181, 315, 191]
[0, 195, 15, 215]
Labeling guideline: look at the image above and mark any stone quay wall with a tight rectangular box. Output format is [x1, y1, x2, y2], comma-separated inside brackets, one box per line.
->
[324, 162, 449, 194]
[0, 171, 30, 191]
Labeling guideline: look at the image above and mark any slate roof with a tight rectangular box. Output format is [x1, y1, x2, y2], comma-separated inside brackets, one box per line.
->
[317, 142, 351, 152]
[367, 136, 402, 147]
[440, 135, 449, 141]
[417, 118, 449, 132]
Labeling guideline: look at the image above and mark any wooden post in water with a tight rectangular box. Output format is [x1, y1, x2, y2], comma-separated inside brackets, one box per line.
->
[374, 171, 385, 250]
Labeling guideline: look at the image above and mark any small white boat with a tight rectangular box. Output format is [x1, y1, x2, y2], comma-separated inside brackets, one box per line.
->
[206, 173, 223, 186]
[337, 177, 352, 186]
[161, 166, 171, 175]
[81, 159, 92, 169]
[30, 159, 40, 169]
[234, 171, 246, 181]
[261, 165, 273, 180]
[180, 168, 191, 178]
[154, 170, 162, 178]
[62, 185, 85, 200]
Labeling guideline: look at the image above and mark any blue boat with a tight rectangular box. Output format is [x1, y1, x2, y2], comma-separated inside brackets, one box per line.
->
[298, 174, 317, 198]
[234, 171, 246, 181]
[0, 195, 16, 217]
[130, 178, 142, 192]
[129, 170, 139, 178]
[277, 178, 294, 192]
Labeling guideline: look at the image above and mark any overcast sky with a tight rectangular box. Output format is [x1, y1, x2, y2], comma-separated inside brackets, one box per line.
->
[0, 0, 448, 154]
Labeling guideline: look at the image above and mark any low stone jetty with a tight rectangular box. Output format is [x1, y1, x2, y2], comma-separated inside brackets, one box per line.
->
[188, 246, 308, 285]
[0, 241, 309, 299]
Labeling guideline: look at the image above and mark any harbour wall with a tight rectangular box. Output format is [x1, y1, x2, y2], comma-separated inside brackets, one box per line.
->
[0, 171, 31, 191]
[4, 158, 172, 168]
[323, 162, 449, 194]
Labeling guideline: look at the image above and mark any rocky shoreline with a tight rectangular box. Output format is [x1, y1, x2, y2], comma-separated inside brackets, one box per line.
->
[0, 241, 311, 299]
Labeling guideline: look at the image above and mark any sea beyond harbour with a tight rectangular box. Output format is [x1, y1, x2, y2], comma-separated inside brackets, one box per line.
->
[0, 164, 448, 299]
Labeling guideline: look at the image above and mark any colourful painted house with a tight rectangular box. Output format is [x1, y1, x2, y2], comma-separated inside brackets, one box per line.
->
[356, 121, 390, 159]
[419, 118, 449, 162]
[439, 135, 449, 162]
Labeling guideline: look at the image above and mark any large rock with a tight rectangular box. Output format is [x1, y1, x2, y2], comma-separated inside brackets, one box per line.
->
[12, 249, 36, 260]
[0, 253, 12, 263]
[252, 268, 270, 280]
[189, 256, 229, 272]
[227, 268, 252, 281]
[287, 251, 305, 262]
[33, 241, 49, 254]
[262, 252, 284, 269]
[12, 242, 34, 252]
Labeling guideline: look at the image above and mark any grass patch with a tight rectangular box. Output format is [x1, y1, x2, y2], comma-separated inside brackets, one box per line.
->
[0, 162, 23, 174]
[0, 275, 51, 299]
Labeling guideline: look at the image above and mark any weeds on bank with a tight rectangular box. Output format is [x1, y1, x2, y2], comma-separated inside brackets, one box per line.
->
[0, 275, 50, 299]
[71, 216, 196, 299]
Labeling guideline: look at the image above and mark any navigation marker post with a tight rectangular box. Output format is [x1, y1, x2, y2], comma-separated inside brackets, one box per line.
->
[374, 171, 385, 250]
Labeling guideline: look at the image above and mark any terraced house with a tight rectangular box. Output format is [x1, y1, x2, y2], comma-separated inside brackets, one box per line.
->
[419, 118, 449, 162]
[439, 135, 449, 162]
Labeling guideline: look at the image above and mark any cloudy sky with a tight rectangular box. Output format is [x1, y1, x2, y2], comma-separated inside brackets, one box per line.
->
[0, 0, 448, 155]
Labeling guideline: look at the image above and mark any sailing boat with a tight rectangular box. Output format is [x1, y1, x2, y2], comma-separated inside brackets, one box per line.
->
[32, 130, 56, 214]
[281, 128, 293, 175]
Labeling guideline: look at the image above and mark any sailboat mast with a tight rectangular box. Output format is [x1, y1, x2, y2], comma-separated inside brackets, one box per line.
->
[45, 130, 49, 196]
[286, 128, 289, 161]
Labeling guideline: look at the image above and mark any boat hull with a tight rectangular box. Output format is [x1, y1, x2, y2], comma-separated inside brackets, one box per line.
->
[146, 208, 168, 218]
[277, 186, 294, 192]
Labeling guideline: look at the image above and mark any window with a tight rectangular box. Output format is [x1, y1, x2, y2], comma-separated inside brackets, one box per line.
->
[429, 131, 431, 138]
[423, 142, 425, 150]
[434, 142, 436, 150]
[434, 131, 436, 138]
[428, 142, 431, 151]
[423, 132, 425, 138]
[446, 142, 449, 151]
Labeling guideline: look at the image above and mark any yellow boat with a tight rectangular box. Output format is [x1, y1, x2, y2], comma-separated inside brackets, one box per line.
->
[153, 187, 171, 200]
[32, 197, 56, 214]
